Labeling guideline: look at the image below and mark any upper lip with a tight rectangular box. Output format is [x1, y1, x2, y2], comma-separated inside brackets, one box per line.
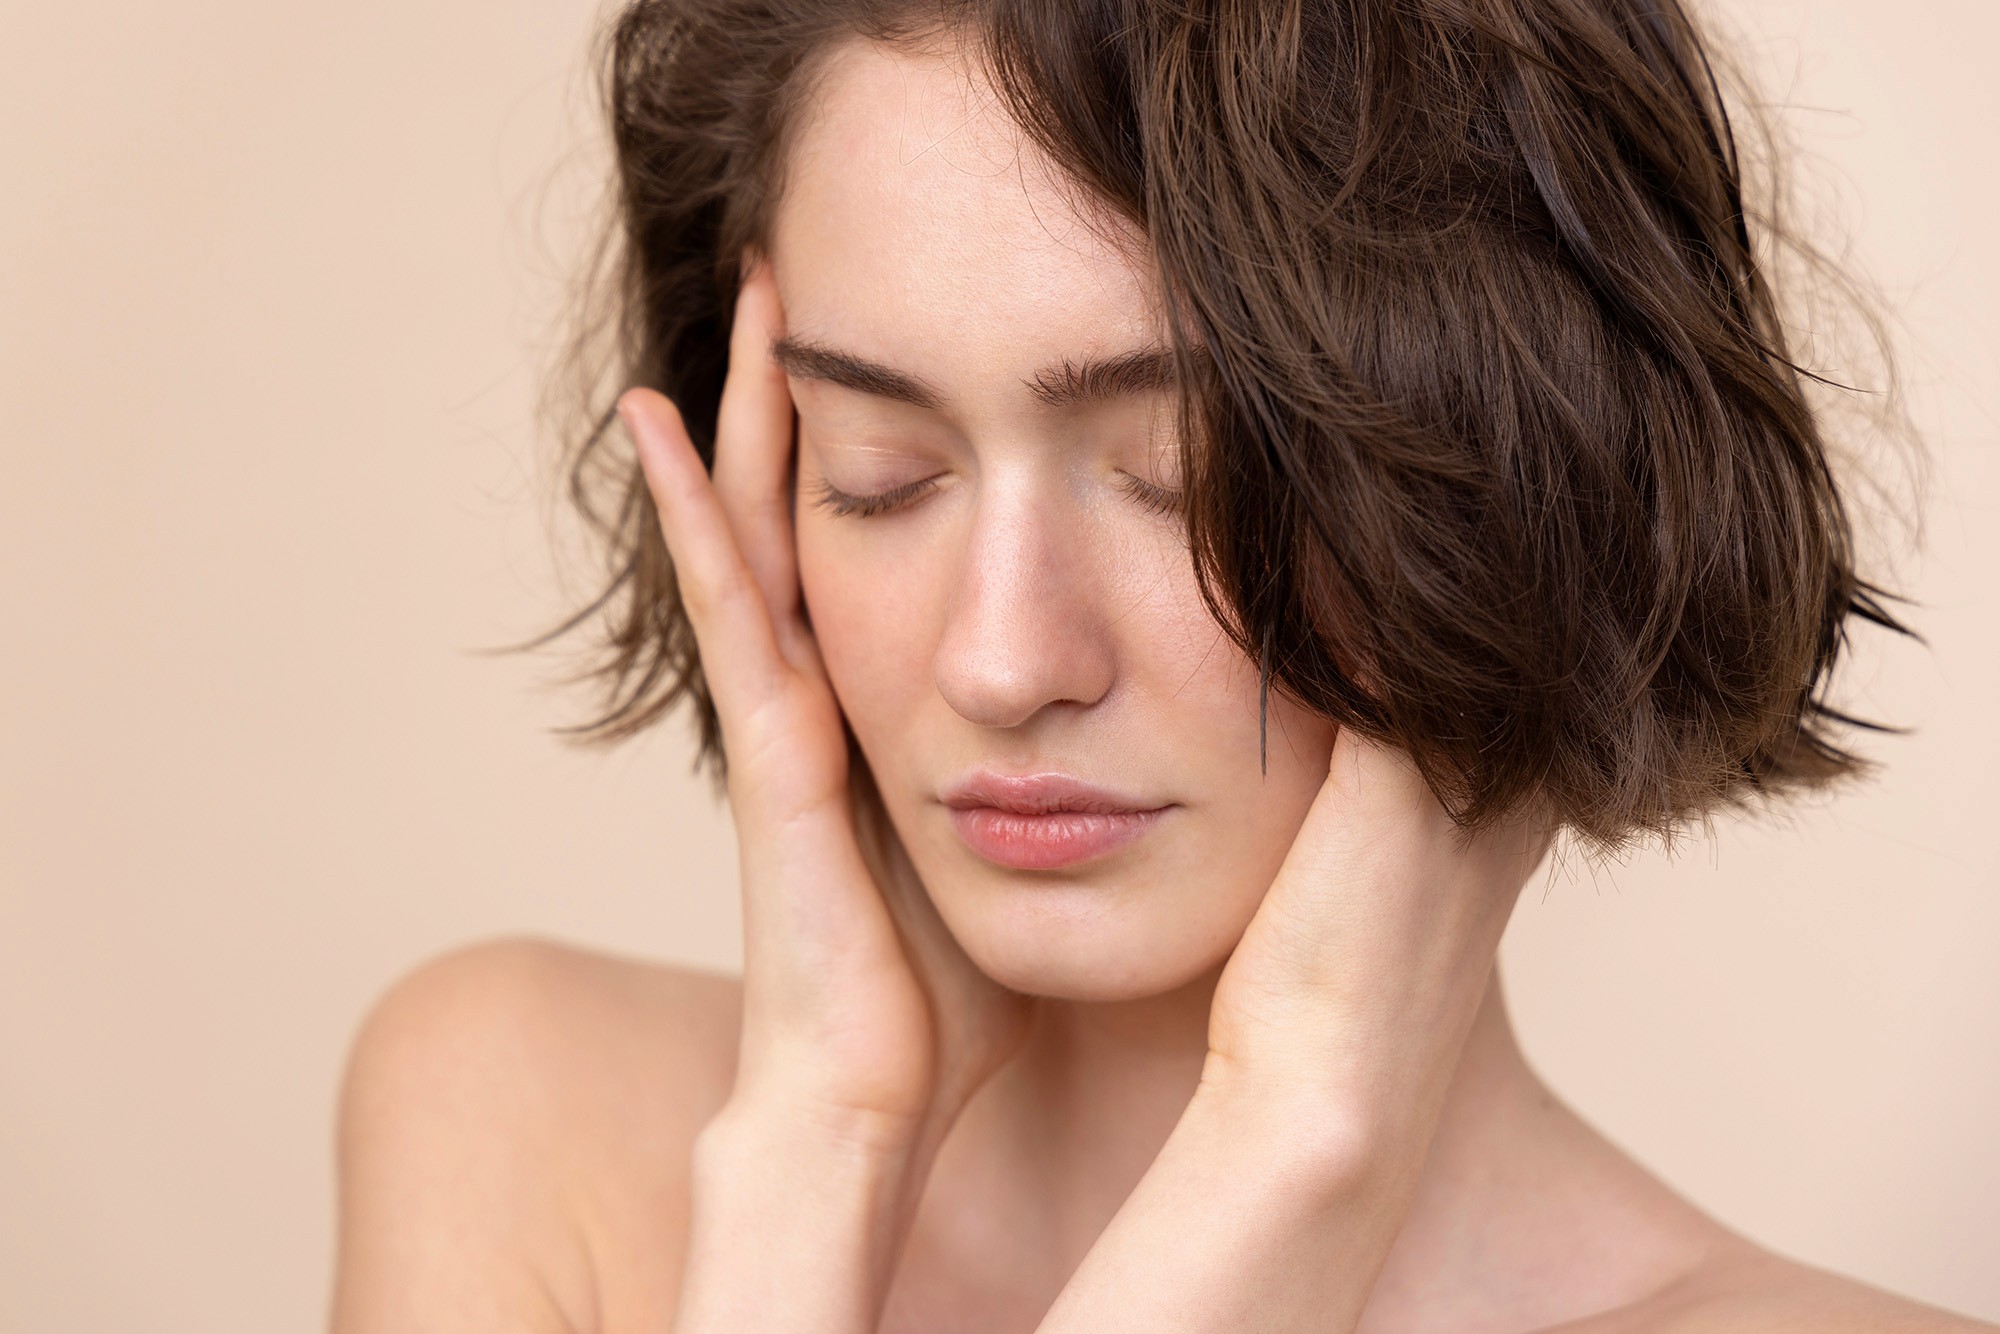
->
[940, 771, 1168, 816]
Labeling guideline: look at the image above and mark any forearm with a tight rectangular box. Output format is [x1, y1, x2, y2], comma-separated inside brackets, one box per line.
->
[1034, 1076, 1428, 1334]
[670, 1102, 929, 1334]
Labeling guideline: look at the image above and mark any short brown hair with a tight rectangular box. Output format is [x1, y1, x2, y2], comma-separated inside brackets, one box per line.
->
[536, 0, 1913, 850]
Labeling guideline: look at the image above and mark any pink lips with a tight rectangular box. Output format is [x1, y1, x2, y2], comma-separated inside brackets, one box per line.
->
[941, 772, 1171, 871]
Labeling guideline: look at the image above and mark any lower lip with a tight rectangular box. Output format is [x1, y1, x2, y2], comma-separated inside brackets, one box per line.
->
[947, 806, 1168, 871]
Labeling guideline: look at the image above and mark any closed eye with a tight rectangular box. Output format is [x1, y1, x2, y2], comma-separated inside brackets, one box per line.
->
[1118, 471, 1186, 518]
[807, 475, 939, 519]
[808, 472, 1183, 519]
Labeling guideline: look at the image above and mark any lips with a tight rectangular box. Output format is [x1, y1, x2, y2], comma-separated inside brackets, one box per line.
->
[940, 772, 1172, 871]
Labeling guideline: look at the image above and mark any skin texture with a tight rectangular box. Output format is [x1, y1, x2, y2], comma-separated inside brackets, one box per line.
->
[328, 35, 1996, 1334]
[778, 39, 1338, 1003]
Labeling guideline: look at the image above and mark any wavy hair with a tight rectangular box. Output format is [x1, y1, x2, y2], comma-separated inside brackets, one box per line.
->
[533, 0, 1914, 851]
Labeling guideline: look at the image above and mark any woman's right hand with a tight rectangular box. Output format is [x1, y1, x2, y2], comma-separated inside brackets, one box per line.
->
[619, 257, 1032, 1308]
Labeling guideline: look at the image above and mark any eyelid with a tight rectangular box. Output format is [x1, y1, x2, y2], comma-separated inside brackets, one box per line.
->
[1116, 470, 1187, 518]
[808, 474, 940, 519]
[809, 471, 1186, 520]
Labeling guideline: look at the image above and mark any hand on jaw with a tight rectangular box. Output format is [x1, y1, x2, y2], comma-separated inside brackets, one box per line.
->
[625, 257, 1553, 1334]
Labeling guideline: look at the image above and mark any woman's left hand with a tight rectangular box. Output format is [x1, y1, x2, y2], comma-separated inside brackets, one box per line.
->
[1205, 725, 1553, 1161]
[1037, 725, 1554, 1333]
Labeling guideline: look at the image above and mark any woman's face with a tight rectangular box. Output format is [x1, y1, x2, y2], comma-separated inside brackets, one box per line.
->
[772, 37, 1338, 1002]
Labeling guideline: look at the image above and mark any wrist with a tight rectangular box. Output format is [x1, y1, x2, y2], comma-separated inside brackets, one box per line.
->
[695, 1094, 922, 1185]
[1034, 1063, 1418, 1333]
[1190, 1054, 1420, 1206]
[675, 1101, 925, 1333]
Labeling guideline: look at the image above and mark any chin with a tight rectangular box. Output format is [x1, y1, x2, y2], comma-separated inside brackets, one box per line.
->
[928, 871, 1245, 1003]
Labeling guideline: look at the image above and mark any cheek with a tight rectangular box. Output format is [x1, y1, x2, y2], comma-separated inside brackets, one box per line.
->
[795, 516, 940, 761]
[1131, 554, 1337, 867]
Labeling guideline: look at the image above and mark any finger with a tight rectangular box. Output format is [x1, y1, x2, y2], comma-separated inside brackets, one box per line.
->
[619, 386, 787, 724]
[710, 255, 803, 640]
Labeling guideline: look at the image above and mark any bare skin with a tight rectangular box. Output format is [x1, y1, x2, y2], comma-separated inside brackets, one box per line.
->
[331, 34, 1993, 1334]
[330, 942, 1989, 1332]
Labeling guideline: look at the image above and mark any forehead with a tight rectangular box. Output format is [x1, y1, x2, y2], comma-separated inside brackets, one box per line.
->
[768, 36, 1162, 402]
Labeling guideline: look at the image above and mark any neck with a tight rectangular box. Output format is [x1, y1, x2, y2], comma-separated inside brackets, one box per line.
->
[951, 961, 1553, 1280]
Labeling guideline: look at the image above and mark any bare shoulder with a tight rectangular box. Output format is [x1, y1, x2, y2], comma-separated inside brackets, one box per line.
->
[330, 936, 742, 1334]
[1547, 1243, 1998, 1333]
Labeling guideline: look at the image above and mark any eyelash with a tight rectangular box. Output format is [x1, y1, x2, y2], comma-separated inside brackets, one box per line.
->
[810, 473, 1186, 520]
[808, 476, 939, 518]
[1118, 471, 1187, 518]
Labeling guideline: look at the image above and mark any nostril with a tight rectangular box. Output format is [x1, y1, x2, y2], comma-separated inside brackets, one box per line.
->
[932, 596, 1117, 730]
[931, 498, 1121, 728]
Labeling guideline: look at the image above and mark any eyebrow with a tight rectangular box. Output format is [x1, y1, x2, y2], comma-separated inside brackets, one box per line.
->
[769, 335, 1178, 411]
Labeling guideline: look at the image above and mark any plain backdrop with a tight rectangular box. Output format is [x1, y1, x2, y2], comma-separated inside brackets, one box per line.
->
[2, 0, 1996, 1329]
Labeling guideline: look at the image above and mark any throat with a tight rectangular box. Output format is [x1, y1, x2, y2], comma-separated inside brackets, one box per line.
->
[905, 962, 1223, 1292]
[892, 965, 1554, 1324]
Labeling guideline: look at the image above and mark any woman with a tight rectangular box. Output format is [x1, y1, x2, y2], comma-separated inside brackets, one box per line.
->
[331, 0, 1990, 1329]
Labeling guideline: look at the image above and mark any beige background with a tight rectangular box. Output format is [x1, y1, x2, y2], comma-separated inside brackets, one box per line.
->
[2, 0, 1995, 1329]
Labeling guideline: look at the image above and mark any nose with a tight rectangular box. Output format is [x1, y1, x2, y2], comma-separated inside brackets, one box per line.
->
[932, 491, 1118, 730]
